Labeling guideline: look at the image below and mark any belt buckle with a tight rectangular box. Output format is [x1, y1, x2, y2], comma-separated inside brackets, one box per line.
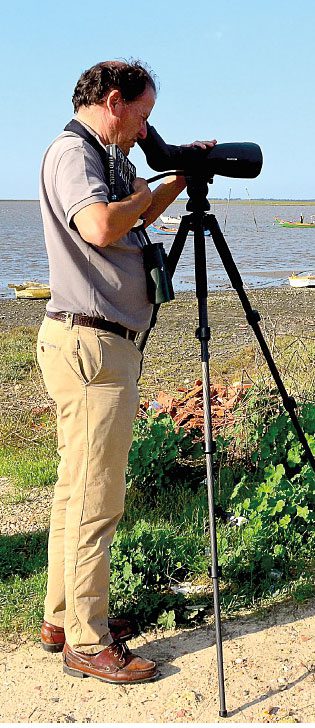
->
[65, 313, 74, 330]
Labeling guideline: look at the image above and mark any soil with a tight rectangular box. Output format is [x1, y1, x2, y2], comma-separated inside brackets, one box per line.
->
[0, 603, 314, 723]
[0, 288, 314, 723]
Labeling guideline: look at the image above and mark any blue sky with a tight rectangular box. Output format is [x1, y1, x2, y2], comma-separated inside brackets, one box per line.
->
[1, 0, 314, 199]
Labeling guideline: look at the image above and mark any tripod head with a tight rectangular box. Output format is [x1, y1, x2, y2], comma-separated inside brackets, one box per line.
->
[185, 177, 211, 214]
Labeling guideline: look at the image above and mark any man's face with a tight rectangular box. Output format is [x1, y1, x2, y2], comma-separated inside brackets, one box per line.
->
[115, 85, 156, 155]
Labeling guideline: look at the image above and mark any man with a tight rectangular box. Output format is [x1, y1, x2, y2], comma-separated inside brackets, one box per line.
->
[37, 59, 216, 684]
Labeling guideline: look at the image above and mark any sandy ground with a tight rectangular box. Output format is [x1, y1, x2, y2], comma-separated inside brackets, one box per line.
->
[0, 476, 314, 724]
[0, 602, 314, 724]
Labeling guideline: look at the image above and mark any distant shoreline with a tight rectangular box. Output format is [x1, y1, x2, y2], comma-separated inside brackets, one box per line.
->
[179, 199, 315, 205]
[1, 198, 315, 205]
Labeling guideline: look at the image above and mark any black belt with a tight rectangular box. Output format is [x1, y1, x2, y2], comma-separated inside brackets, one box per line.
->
[46, 311, 138, 341]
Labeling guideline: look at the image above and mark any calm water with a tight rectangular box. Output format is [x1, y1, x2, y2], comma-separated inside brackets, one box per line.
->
[1, 200, 314, 298]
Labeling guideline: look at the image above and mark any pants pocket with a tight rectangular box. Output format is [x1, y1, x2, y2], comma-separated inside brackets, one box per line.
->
[75, 330, 103, 385]
[37, 331, 61, 375]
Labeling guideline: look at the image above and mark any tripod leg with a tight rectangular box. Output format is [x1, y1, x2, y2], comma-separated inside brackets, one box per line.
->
[206, 214, 315, 473]
[139, 211, 228, 715]
[193, 215, 227, 718]
[201, 329, 228, 718]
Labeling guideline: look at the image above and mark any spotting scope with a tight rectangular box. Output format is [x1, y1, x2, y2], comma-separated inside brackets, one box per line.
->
[138, 123, 263, 180]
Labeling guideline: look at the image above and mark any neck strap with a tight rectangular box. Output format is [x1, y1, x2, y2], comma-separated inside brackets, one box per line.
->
[64, 119, 111, 168]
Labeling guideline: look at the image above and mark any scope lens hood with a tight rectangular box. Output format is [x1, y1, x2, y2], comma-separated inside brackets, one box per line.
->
[205, 142, 263, 179]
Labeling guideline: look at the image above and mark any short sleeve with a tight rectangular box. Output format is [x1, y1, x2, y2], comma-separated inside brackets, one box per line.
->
[55, 142, 110, 225]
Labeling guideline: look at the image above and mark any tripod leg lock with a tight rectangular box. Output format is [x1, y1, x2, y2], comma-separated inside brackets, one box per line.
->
[195, 326, 211, 341]
[208, 565, 222, 578]
[246, 309, 261, 325]
[284, 395, 297, 411]
[204, 440, 216, 455]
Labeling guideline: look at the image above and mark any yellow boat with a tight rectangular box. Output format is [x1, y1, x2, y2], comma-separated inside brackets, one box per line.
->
[275, 217, 315, 228]
[8, 281, 51, 299]
[288, 274, 315, 288]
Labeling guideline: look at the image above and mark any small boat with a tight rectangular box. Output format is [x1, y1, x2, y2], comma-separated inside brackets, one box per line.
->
[288, 273, 315, 288]
[275, 217, 315, 228]
[148, 223, 192, 236]
[148, 223, 210, 237]
[8, 281, 51, 299]
[160, 214, 182, 225]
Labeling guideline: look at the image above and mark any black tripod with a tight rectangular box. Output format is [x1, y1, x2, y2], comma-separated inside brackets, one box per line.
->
[137, 177, 315, 718]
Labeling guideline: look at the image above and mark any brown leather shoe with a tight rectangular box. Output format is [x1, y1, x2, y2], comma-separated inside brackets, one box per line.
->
[41, 617, 137, 653]
[63, 640, 158, 684]
[41, 621, 65, 653]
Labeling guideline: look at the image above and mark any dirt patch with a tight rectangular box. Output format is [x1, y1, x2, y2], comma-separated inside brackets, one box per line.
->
[0, 483, 52, 535]
[0, 603, 314, 723]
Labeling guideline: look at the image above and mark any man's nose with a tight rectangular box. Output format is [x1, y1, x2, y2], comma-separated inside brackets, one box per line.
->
[138, 121, 147, 140]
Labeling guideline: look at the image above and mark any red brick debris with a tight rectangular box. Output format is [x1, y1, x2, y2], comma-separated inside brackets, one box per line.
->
[141, 380, 252, 433]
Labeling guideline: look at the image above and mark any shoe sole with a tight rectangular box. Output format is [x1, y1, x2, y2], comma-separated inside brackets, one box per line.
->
[63, 663, 160, 684]
[41, 641, 64, 653]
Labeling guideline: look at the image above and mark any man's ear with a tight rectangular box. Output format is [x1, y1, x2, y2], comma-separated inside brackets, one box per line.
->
[106, 89, 124, 117]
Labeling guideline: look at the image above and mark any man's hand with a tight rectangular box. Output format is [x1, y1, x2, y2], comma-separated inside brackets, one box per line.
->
[182, 139, 217, 150]
[132, 177, 152, 211]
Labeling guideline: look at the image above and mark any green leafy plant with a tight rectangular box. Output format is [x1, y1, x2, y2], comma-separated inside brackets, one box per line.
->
[220, 401, 315, 589]
[126, 412, 202, 494]
[109, 518, 207, 625]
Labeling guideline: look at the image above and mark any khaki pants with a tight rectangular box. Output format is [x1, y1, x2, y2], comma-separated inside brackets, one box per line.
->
[37, 317, 142, 653]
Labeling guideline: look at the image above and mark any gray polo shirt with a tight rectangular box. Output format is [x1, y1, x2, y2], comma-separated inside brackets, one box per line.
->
[40, 122, 152, 331]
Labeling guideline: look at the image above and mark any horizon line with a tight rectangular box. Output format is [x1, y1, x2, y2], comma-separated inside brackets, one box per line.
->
[1, 197, 315, 203]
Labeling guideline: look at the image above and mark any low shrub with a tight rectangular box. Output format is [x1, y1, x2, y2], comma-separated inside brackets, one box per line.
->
[109, 518, 208, 625]
[217, 399, 315, 591]
[126, 412, 203, 495]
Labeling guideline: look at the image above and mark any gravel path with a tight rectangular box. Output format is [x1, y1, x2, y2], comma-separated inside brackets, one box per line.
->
[0, 298, 47, 329]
